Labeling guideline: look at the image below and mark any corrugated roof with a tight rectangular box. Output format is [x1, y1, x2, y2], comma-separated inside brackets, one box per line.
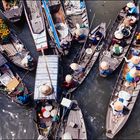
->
[34, 55, 59, 100]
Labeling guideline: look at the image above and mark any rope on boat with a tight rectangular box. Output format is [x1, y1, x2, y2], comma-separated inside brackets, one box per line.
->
[41, 48, 53, 87]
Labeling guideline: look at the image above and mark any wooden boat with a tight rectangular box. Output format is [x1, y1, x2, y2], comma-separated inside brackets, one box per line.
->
[0, 18, 35, 71]
[63, 23, 106, 94]
[99, 3, 139, 76]
[106, 32, 140, 138]
[34, 100, 60, 140]
[0, 53, 32, 106]
[42, 0, 72, 55]
[23, 0, 48, 51]
[56, 99, 87, 139]
[0, 0, 23, 22]
[34, 55, 59, 101]
[63, 0, 89, 42]
[34, 55, 60, 139]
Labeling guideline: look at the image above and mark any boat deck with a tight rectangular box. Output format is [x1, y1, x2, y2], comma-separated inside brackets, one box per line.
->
[34, 55, 59, 100]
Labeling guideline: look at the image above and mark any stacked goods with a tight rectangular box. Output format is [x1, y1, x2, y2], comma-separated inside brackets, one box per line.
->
[0, 18, 10, 43]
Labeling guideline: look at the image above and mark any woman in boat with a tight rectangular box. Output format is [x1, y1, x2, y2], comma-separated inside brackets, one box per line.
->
[70, 63, 85, 78]
[90, 30, 103, 45]
[124, 55, 140, 70]
[112, 43, 123, 56]
[126, 2, 137, 16]
[99, 61, 112, 77]
[110, 100, 124, 116]
[125, 68, 138, 87]
[62, 74, 78, 90]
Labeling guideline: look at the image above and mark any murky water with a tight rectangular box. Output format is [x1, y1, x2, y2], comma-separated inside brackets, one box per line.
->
[1, 1, 140, 139]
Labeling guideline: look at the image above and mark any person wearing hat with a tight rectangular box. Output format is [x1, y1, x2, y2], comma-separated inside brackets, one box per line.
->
[39, 84, 52, 96]
[90, 30, 103, 45]
[125, 68, 137, 87]
[124, 55, 140, 70]
[70, 63, 85, 77]
[112, 43, 123, 56]
[110, 100, 124, 116]
[99, 61, 112, 77]
[62, 74, 78, 90]
[126, 2, 137, 16]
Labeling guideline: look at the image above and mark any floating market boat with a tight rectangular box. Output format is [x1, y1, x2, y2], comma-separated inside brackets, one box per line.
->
[0, 53, 32, 106]
[0, 18, 35, 71]
[99, 2, 139, 77]
[106, 31, 140, 138]
[23, 0, 48, 51]
[63, 23, 106, 94]
[35, 100, 60, 140]
[0, 0, 23, 22]
[63, 0, 89, 43]
[42, 0, 72, 55]
[56, 99, 87, 139]
[34, 54, 60, 139]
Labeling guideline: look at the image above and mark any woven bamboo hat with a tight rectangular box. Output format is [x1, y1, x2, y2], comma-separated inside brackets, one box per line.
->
[114, 101, 124, 111]
[127, 2, 135, 8]
[62, 132, 72, 140]
[39, 84, 52, 96]
[100, 61, 109, 70]
[65, 74, 73, 83]
[70, 63, 79, 71]
[114, 31, 123, 40]
[130, 56, 140, 65]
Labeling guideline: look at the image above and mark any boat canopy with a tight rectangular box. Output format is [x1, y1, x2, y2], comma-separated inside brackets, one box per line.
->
[0, 53, 7, 67]
[34, 55, 59, 100]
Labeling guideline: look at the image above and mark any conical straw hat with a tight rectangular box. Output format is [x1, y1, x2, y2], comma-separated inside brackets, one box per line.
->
[39, 84, 52, 96]
[114, 101, 124, 111]
[65, 74, 73, 83]
[100, 61, 109, 70]
[70, 63, 79, 71]
[114, 31, 123, 40]
[127, 2, 135, 8]
[130, 56, 140, 65]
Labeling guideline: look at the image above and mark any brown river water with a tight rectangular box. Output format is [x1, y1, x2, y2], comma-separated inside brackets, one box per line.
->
[1, 1, 140, 139]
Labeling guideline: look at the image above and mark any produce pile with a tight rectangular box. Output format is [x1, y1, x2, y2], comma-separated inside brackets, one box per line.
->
[0, 18, 10, 43]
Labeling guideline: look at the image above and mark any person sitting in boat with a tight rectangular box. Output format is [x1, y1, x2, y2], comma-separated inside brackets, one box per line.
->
[90, 30, 102, 45]
[16, 88, 30, 104]
[70, 63, 85, 78]
[126, 2, 137, 16]
[112, 43, 123, 56]
[62, 74, 78, 90]
[110, 100, 124, 116]
[99, 61, 112, 77]
[74, 23, 88, 40]
[136, 32, 140, 44]
[124, 55, 140, 70]
[125, 68, 137, 87]
[131, 48, 140, 56]
[21, 54, 33, 68]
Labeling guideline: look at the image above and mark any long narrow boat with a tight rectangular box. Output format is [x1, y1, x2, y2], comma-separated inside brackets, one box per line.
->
[0, 53, 32, 106]
[34, 55, 60, 139]
[56, 99, 87, 139]
[63, 0, 89, 42]
[23, 0, 48, 51]
[0, 0, 23, 22]
[106, 32, 140, 138]
[63, 23, 106, 94]
[0, 18, 35, 71]
[99, 2, 139, 76]
[42, 0, 72, 55]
